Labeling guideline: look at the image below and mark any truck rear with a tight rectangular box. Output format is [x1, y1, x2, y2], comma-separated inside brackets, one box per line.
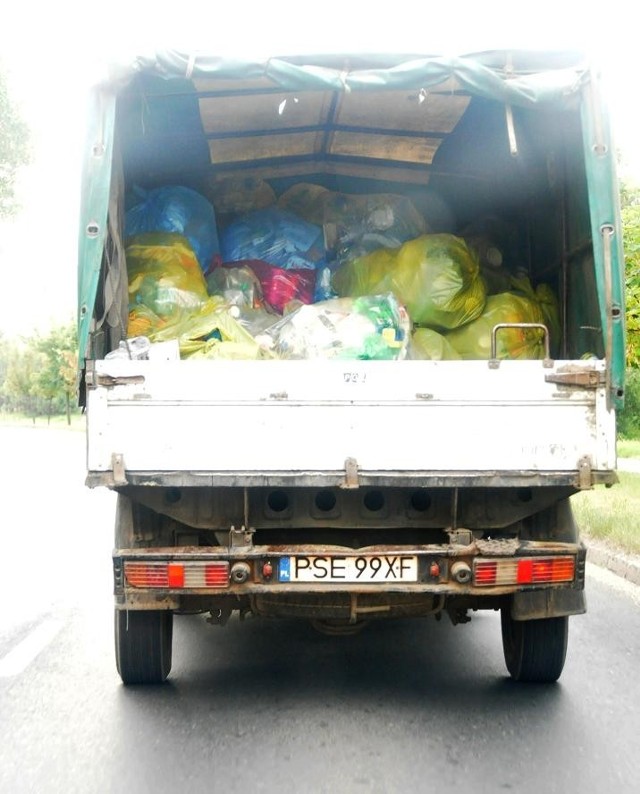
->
[78, 50, 625, 684]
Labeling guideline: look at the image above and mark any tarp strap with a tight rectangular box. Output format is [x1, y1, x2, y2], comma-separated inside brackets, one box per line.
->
[185, 53, 196, 79]
[505, 104, 518, 156]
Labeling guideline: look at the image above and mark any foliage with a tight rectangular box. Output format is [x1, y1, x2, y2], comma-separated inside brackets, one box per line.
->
[572, 471, 640, 555]
[0, 321, 78, 423]
[622, 194, 640, 368]
[0, 64, 31, 218]
[617, 368, 640, 439]
[32, 323, 78, 423]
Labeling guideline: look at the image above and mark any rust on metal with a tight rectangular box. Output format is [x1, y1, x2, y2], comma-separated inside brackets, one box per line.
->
[546, 369, 604, 388]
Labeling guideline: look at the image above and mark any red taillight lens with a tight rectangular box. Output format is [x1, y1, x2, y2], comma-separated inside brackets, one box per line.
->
[516, 559, 533, 584]
[473, 556, 575, 587]
[534, 557, 575, 583]
[474, 561, 498, 585]
[205, 563, 230, 587]
[167, 563, 185, 588]
[125, 563, 168, 588]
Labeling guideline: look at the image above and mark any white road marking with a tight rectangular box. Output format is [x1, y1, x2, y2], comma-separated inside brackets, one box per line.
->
[0, 619, 65, 678]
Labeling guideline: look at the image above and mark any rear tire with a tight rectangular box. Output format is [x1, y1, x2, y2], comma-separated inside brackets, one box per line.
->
[501, 609, 568, 683]
[115, 609, 173, 685]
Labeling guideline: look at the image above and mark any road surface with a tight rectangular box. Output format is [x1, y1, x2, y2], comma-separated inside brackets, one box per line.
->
[1, 426, 639, 793]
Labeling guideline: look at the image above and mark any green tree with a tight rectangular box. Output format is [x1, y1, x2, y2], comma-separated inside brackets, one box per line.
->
[32, 322, 78, 424]
[2, 341, 41, 418]
[0, 64, 31, 217]
[0, 322, 77, 421]
[0, 332, 14, 411]
[621, 182, 640, 368]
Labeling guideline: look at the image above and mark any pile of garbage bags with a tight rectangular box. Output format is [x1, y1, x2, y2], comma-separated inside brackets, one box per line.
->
[119, 180, 559, 361]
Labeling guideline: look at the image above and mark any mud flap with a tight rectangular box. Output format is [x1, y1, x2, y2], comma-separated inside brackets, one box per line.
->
[511, 588, 586, 620]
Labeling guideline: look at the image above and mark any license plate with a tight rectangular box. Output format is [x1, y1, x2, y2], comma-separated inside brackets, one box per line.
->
[278, 555, 418, 583]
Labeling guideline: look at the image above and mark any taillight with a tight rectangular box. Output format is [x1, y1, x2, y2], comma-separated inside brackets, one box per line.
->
[167, 563, 185, 588]
[473, 556, 575, 587]
[125, 561, 230, 589]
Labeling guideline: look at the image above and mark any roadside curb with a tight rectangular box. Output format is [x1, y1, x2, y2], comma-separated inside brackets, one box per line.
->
[584, 458, 640, 586]
[586, 539, 640, 587]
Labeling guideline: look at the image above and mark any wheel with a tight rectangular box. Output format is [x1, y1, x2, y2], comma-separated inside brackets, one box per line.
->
[501, 609, 568, 683]
[115, 609, 173, 685]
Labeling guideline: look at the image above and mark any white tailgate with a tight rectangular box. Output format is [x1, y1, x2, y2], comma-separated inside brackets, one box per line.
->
[86, 359, 615, 477]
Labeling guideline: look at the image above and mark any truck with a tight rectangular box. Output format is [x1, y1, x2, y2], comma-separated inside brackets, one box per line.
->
[78, 49, 625, 685]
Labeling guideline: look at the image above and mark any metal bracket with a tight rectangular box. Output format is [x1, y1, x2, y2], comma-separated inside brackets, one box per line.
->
[229, 525, 255, 549]
[93, 374, 145, 388]
[349, 594, 390, 624]
[111, 453, 127, 486]
[447, 527, 475, 547]
[546, 370, 604, 388]
[343, 457, 360, 489]
[577, 456, 593, 490]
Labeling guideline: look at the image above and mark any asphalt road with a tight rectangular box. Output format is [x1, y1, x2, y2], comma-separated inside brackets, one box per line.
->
[1, 426, 639, 794]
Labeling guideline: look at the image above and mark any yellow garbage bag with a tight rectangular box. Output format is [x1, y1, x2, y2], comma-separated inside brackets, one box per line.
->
[409, 328, 460, 360]
[445, 286, 553, 360]
[126, 233, 209, 336]
[333, 234, 486, 330]
[150, 296, 269, 360]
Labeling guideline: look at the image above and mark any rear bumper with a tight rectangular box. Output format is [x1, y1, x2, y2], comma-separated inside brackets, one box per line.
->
[113, 540, 587, 617]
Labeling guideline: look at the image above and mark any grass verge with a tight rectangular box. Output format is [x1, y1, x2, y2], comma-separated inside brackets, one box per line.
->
[572, 471, 640, 556]
[617, 439, 640, 458]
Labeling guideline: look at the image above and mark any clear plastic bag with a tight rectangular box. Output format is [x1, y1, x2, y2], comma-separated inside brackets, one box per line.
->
[258, 294, 410, 360]
[278, 183, 427, 262]
[206, 265, 265, 309]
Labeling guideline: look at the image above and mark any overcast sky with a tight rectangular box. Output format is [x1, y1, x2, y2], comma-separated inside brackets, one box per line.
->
[0, 0, 636, 335]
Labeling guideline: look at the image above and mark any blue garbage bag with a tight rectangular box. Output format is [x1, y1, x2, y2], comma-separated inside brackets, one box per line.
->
[125, 185, 220, 273]
[220, 207, 325, 270]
